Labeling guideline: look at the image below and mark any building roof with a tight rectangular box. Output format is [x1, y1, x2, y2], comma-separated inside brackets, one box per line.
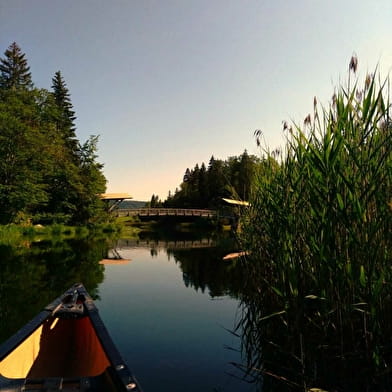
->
[222, 198, 250, 206]
[99, 193, 133, 201]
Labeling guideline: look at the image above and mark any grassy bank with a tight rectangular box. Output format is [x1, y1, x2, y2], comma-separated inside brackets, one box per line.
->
[0, 222, 122, 245]
[0, 215, 224, 246]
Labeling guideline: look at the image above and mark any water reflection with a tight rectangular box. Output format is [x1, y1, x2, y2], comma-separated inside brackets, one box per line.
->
[95, 233, 249, 392]
[0, 232, 250, 392]
[233, 254, 392, 391]
[110, 234, 243, 298]
[0, 236, 110, 342]
[128, 233, 392, 391]
[6, 232, 390, 391]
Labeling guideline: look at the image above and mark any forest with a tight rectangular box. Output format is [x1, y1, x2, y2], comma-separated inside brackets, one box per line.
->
[0, 42, 107, 225]
[149, 150, 260, 209]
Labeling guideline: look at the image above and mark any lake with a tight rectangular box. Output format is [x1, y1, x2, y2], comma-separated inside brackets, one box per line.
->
[2, 232, 391, 391]
[0, 233, 255, 392]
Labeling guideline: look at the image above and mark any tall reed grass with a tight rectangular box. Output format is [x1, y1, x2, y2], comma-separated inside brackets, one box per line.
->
[238, 59, 392, 389]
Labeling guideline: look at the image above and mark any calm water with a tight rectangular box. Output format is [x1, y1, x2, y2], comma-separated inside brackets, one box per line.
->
[0, 234, 254, 392]
[97, 242, 249, 392]
[2, 233, 389, 391]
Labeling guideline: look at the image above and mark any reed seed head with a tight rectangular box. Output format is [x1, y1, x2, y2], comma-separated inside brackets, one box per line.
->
[349, 55, 358, 73]
[254, 129, 263, 146]
[365, 73, 372, 90]
[272, 148, 281, 157]
[332, 93, 337, 107]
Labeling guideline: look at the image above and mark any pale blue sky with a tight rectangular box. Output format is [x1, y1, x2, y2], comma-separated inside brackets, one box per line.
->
[1, 1, 391, 200]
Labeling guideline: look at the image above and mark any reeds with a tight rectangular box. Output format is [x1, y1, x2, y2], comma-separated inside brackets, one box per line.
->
[247, 62, 392, 302]
[238, 60, 392, 389]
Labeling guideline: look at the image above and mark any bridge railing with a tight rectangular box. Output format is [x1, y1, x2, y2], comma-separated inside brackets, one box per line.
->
[116, 208, 217, 217]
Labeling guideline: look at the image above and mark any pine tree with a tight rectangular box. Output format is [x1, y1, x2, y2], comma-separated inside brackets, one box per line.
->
[183, 168, 191, 182]
[149, 194, 156, 207]
[51, 71, 78, 155]
[207, 155, 215, 171]
[189, 164, 200, 206]
[238, 150, 254, 200]
[198, 163, 207, 207]
[207, 157, 227, 207]
[0, 42, 33, 90]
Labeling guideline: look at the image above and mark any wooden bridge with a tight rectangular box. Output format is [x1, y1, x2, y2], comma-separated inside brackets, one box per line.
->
[115, 208, 217, 218]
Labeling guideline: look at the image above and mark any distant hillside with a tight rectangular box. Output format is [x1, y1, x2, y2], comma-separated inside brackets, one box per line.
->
[118, 200, 147, 209]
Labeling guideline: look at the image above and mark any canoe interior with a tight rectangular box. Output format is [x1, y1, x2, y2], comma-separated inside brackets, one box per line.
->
[0, 283, 141, 392]
[0, 315, 110, 379]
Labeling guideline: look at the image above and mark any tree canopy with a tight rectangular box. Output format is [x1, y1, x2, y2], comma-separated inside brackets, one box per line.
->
[0, 42, 107, 225]
[163, 151, 260, 209]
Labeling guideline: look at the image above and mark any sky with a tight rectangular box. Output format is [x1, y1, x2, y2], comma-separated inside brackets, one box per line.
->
[1, 1, 392, 200]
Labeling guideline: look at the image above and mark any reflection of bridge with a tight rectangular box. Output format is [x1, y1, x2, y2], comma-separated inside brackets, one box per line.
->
[116, 238, 215, 249]
[116, 208, 217, 218]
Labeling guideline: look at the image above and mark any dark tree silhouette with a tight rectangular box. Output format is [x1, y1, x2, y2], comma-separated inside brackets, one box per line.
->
[0, 42, 33, 90]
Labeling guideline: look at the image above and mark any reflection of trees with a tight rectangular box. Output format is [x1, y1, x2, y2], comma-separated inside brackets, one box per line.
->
[233, 257, 392, 391]
[171, 248, 232, 297]
[0, 237, 110, 343]
[168, 230, 392, 390]
[150, 248, 158, 258]
[167, 235, 245, 298]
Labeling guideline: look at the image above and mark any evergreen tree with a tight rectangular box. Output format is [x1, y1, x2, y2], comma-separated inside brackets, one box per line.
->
[162, 153, 260, 209]
[227, 156, 241, 197]
[238, 150, 254, 200]
[0, 42, 33, 90]
[207, 157, 227, 207]
[51, 71, 78, 154]
[207, 156, 214, 168]
[183, 168, 191, 182]
[189, 164, 200, 207]
[149, 194, 156, 207]
[0, 42, 108, 225]
[148, 194, 161, 208]
[198, 162, 208, 207]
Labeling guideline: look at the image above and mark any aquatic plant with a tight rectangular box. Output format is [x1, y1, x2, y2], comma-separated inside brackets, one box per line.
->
[238, 58, 392, 390]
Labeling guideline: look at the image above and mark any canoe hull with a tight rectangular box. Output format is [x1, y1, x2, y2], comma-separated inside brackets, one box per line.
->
[0, 283, 142, 392]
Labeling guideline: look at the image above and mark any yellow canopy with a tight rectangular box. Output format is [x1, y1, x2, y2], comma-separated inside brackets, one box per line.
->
[222, 198, 250, 206]
[99, 193, 133, 200]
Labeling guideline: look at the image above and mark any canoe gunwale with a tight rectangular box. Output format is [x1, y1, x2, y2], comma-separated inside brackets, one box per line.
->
[0, 283, 142, 392]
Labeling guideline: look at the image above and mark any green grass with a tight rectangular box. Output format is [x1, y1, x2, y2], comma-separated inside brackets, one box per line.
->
[0, 221, 123, 245]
